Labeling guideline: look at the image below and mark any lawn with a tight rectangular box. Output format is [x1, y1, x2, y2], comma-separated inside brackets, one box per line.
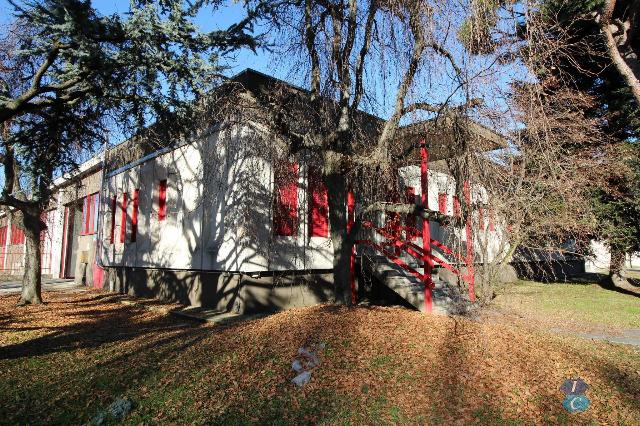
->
[0, 290, 639, 425]
[491, 280, 640, 330]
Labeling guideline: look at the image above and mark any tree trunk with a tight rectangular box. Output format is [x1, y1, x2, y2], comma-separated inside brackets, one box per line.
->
[606, 246, 629, 289]
[601, 0, 640, 105]
[17, 212, 42, 305]
[325, 171, 353, 305]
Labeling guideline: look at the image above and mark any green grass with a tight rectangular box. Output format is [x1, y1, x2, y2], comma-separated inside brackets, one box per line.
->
[494, 280, 640, 329]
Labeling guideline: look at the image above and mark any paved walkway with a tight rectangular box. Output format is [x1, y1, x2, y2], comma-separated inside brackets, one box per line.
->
[0, 278, 83, 296]
[549, 327, 640, 347]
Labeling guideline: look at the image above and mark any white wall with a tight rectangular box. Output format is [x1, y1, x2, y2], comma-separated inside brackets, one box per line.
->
[585, 240, 640, 273]
[100, 124, 334, 273]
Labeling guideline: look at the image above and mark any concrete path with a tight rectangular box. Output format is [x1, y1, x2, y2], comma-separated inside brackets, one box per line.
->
[549, 327, 640, 347]
[0, 278, 83, 296]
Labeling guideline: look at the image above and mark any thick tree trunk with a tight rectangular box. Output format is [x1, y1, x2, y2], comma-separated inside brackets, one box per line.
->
[606, 246, 629, 289]
[601, 0, 640, 105]
[325, 171, 353, 305]
[17, 212, 42, 306]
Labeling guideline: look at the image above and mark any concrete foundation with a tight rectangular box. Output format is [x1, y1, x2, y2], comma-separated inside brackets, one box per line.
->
[105, 267, 335, 314]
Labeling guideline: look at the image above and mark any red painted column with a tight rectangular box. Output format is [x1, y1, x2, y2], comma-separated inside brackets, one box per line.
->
[347, 188, 356, 305]
[463, 180, 476, 302]
[420, 140, 433, 313]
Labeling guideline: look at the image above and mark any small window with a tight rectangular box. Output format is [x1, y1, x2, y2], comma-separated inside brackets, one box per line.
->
[81, 193, 99, 235]
[158, 180, 167, 222]
[82, 197, 89, 235]
[10, 225, 25, 245]
[120, 193, 127, 243]
[405, 187, 418, 240]
[131, 189, 139, 242]
[438, 193, 447, 215]
[308, 169, 328, 237]
[110, 196, 117, 244]
[273, 163, 298, 236]
[93, 194, 99, 234]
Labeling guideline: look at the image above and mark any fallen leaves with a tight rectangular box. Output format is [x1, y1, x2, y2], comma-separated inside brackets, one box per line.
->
[0, 290, 638, 424]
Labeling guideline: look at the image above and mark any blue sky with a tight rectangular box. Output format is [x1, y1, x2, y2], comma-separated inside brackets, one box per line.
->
[0, 0, 281, 78]
[0, 1, 524, 133]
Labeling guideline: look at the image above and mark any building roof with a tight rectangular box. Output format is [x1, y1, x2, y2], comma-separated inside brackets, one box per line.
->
[104, 68, 508, 173]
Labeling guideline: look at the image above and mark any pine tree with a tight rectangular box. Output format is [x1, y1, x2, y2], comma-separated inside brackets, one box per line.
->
[0, 0, 262, 304]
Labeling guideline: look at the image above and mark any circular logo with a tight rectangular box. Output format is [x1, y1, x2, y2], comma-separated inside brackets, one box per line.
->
[562, 394, 590, 413]
[560, 378, 589, 395]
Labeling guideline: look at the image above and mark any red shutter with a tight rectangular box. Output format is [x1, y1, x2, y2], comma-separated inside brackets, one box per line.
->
[453, 196, 461, 217]
[158, 180, 167, 222]
[131, 189, 139, 242]
[438, 193, 447, 214]
[110, 196, 116, 244]
[478, 207, 485, 229]
[405, 187, 417, 241]
[308, 169, 328, 237]
[120, 193, 127, 243]
[273, 162, 298, 236]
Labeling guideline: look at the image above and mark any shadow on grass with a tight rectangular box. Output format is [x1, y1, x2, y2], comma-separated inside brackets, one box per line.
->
[1, 297, 638, 425]
[530, 272, 640, 299]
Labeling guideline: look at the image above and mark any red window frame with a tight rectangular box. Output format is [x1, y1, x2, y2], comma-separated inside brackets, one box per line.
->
[273, 162, 299, 236]
[10, 225, 25, 245]
[82, 197, 89, 235]
[120, 192, 127, 243]
[158, 179, 167, 222]
[131, 189, 139, 242]
[308, 169, 328, 237]
[81, 193, 99, 235]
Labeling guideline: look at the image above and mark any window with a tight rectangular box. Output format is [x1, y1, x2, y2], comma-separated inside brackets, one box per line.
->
[110, 196, 116, 244]
[131, 189, 139, 242]
[120, 193, 127, 243]
[405, 187, 418, 241]
[308, 169, 328, 237]
[158, 179, 167, 221]
[93, 194, 99, 234]
[10, 225, 25, 245]
[273, 162, 298, 236]
[81, 193, 99, 235]
[438, 193, 447, 214]
[453, 196, 461, 217]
